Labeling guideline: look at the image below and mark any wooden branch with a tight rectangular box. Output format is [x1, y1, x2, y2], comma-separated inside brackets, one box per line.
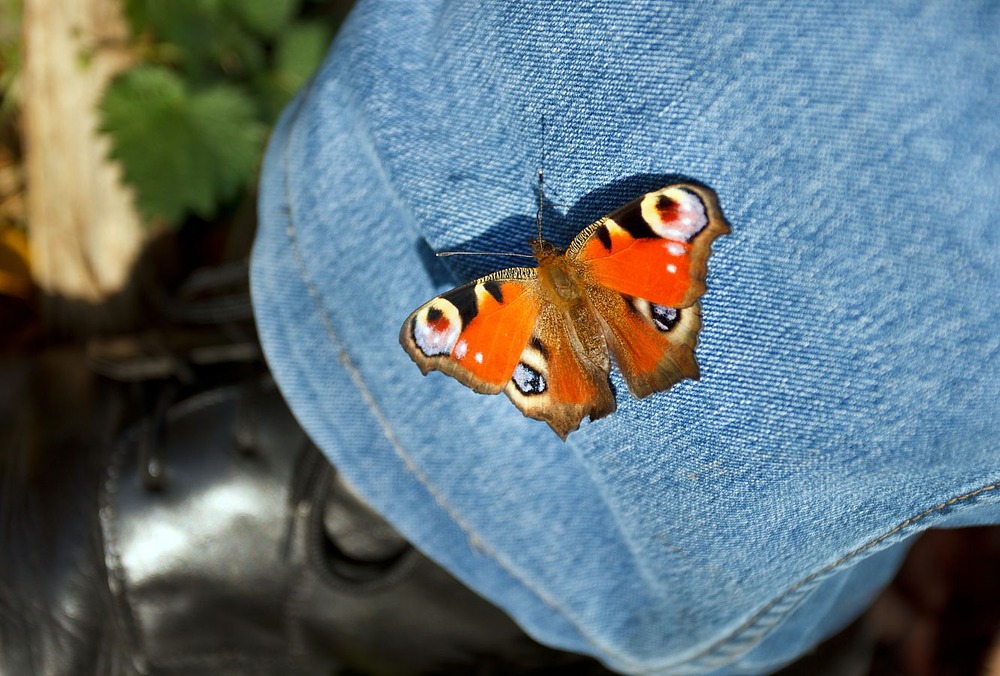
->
[22, 0, 143, 327]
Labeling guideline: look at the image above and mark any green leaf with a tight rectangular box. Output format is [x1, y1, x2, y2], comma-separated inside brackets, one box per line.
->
[128, 0, 264, 82]
[250, 21, 332, 124]
[276, 20, 332, 87]
[100, 65, 265, 224]
[135, 0, 225, 58]
[225, 0, 300, 38]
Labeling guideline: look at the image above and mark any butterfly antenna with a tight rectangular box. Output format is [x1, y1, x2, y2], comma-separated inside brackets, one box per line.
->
[536, 113, 547, 242]
[437, 115, 549, 261]
[437, 251, 535, 259]
[536, 169, 545, 241]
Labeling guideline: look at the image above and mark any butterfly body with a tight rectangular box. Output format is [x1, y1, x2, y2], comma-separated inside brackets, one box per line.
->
[401, 184, 729, 439]
[530, 238, 606, 363]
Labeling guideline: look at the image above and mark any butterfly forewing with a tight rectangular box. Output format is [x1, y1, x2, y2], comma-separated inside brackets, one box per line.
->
[569, 184, 730, 309]
[400, 270, 541, 394]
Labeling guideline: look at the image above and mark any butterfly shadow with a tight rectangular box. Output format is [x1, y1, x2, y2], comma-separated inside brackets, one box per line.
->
[419, 172, 705, 283]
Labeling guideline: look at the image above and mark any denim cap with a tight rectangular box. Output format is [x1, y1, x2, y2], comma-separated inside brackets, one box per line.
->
[250, 1, 1000, 674]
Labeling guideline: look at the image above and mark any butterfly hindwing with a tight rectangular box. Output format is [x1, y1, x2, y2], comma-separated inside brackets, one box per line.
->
[400, 269, 541, 395]
[503, 303, 616, 439]
[588, 284, 703, 398]
[569, 183, 730, 309]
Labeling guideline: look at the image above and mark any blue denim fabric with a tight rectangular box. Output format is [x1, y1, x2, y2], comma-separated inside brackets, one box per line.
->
[250, 1, 1000, 673]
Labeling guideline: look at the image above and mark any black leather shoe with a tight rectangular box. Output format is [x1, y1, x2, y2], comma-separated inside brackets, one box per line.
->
[0, 264, 611, 675]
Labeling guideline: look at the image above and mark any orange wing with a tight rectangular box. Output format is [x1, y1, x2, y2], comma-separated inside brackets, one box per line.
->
[502, 302, 616, 439]
[571, 184, 729, 398]
[588, 287, 704, 398]
[400, 269, 541, 395]
[568, 184, 729, 308]
[401, 266, 615, 439]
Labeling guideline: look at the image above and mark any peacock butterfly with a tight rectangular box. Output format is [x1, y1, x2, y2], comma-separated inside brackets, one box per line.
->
[400, 182, 729, 439]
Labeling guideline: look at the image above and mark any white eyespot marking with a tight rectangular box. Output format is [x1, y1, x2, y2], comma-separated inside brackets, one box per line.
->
[475, 352, 483, 364]
[650, 304, 680, 332]
[412, 300, 461, 357]
[666, 263, 677, 274]
[667, 241, 686, 256]
[642, 187, 708, 241]
[630, 297, 680, 332]
[512, 362, 546, 395]
[454, 339, 468, 360]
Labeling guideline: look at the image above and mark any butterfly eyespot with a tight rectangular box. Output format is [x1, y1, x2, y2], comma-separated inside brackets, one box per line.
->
[512, 362, 547, 395]
[650, 304, 680, 332]
[628, 297, 681, 332]
[643, 188, 708, 241]
[412, 301, 462, 357]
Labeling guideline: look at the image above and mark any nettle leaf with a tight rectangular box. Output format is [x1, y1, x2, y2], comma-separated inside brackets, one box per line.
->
[131, 0, 224, 61]
[127, 0, 264, 81]
[276, 20, 332, 87]
[252, 20, 333, 123]
[100, 65, 265, 224]
[226, 0, 300, 38]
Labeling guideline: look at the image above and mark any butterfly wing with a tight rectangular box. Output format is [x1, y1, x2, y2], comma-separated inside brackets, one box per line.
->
[569, 184, 729, 309]
[401, 183, 728, 436]
[589, 288, 704, 398]
[401, 267, 615, 439]
[502, 302, 616, 439]
[570, 184, 729, 398]
[400, 269, 541, 395]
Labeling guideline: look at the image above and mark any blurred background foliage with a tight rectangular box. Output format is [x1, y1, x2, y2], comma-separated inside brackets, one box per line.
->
[3, 0, 352, 228]
[0, 0, 21, 125]
[0, 0, 353, 337]
[0, 0, 353, 225]
[102, 0, 350, 225]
